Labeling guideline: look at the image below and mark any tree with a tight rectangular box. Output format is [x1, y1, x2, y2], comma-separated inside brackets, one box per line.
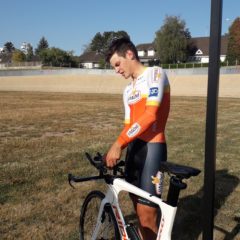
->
[4, 42, 15, 53]
[89, 31, 130, 54]
[12, 50, 26, 62]
[226, 17, 240, 65]
[26, 43, 34, 61]
[86, 31, 130, 68]
[90, 32, 104, 52]
[35, 37, 49, 55]
[39, 47, 77, 67]
[154, 16, 191, 64]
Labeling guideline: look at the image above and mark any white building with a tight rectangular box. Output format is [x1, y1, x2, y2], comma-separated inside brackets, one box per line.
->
[136, 36, 228, 65]
[188, 36, 228, 63]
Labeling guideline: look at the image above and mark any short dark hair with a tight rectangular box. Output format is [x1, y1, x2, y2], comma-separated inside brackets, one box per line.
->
[105, 36, 139, 63]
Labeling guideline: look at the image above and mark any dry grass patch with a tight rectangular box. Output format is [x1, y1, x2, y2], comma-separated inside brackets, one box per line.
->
[0, 92, 239, 239]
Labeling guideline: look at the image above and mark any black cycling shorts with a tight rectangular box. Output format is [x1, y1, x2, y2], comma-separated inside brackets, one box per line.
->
[125, 138, 167, 207]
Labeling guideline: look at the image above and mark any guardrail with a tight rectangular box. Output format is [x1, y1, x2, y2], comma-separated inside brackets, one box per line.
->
[0, 66, 240, 77]
[0, 61, 42, 70]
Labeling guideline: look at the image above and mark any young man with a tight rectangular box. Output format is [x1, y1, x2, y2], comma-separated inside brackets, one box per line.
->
[105, 37, 170, 240]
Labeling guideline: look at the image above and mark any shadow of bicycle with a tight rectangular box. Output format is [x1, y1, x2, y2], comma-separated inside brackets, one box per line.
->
[172, 169, 239, 240]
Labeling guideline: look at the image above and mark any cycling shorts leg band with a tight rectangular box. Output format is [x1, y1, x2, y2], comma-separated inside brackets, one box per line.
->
[125, 139, 167, 207]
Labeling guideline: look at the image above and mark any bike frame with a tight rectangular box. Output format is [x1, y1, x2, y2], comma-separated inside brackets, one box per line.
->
[92, 177, 177, 240]
[69, 153, 200, 240]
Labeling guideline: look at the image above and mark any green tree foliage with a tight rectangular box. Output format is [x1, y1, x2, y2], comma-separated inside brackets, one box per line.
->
[154, 16, 191, 64]
[12, 50, 26, 62]
[26, 44, 34, 61]
[86, 31, 130, 68]
[35, 37, 49, 55]
[226, 17, 240, 65]
[90, 32, 104, 52]
[90, 31, 130, 54]
[4, 42, 15, 53]
[98, 58, 106, 69]
[39, 47, 77, 67]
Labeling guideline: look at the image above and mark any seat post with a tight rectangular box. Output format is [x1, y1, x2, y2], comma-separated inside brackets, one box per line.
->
[166, 176, 187, 207]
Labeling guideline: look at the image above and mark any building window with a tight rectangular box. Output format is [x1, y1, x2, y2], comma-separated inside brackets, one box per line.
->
[138, 51, 145, 57]
[148, 50, 155, 56]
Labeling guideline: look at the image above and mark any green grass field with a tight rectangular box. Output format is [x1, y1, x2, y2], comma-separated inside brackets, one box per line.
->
[0, 91, 239, 239]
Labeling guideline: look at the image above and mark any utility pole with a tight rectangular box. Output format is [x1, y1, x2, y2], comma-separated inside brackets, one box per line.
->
[203, 0, 222, 239]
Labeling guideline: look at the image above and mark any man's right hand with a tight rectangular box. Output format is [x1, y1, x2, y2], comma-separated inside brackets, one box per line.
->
[104, 140, 122, 168]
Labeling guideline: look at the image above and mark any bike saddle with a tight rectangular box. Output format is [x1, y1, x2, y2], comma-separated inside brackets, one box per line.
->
[159, 161, 201, 179]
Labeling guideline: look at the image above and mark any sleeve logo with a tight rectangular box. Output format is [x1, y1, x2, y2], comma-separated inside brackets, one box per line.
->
[127, 123, 141, 138]
[149, 87, 159, 97]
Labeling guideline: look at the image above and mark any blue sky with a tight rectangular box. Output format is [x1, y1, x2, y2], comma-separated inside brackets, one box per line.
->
[0, 0, 239, 55]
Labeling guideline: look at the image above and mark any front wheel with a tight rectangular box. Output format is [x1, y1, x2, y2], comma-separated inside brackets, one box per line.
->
[79, 190, 120, 240]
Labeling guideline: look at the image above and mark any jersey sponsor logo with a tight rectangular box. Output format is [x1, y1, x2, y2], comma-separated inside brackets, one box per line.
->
[128, 90, 141, 104]
[127, 123, 141, 138]
[151, 171, 164, 195]
[149, 87, 159, 97]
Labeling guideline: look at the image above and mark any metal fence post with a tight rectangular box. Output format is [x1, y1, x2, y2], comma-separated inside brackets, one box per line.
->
[203, 0, 222, 239]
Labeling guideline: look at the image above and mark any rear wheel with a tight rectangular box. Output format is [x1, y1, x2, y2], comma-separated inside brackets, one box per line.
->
[79, 190, 120, 240]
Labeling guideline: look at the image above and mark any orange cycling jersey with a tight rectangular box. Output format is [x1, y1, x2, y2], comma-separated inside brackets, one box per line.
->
[117, 66, 170, 148]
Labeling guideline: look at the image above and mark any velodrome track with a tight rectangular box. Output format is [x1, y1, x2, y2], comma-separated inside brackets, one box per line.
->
[0, 69, 239, 98]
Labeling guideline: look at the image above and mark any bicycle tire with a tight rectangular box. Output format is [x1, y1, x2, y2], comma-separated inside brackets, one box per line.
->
[79, 190, 120, 240]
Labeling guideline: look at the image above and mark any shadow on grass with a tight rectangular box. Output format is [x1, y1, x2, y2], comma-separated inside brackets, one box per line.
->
[214, 217, 240, 240]
[172, 169, 239, 240]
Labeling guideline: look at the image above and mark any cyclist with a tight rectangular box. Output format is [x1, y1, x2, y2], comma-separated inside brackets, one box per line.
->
[104, 37, 170, 240]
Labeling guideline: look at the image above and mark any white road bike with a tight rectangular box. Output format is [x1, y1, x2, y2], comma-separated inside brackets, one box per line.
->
[68, 152, 201, 240]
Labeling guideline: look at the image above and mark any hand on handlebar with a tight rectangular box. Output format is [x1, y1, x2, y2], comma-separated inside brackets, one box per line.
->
[105, 140, 122, 168]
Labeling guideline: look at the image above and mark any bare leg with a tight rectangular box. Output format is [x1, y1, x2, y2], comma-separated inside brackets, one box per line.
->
[131, 196, 158, 240]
